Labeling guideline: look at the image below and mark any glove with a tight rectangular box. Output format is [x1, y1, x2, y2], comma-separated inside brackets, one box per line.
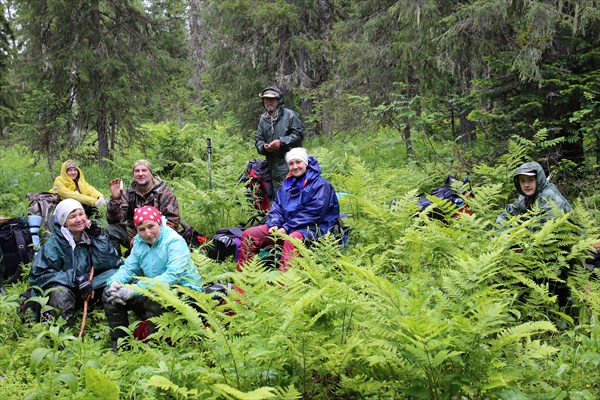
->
[95, 196, 106, 207]
[105, 281, 122, 304]
[84, 221, 102, 238]
[105, 281, 120, 297]
[75, 273, 93, 299]
[106, 283, 134, 306]
[117, 287, 134, 302]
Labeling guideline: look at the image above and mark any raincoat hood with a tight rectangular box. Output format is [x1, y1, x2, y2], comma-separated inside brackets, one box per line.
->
[282, 155, 322, 189]
[52, 160, 104, 207]
[60, 159, 82, 181]
[513, 161, 547, 198]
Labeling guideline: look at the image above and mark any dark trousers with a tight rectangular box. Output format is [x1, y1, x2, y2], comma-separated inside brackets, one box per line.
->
[102, 288, 165, 341]
[48, 285, 102, 328]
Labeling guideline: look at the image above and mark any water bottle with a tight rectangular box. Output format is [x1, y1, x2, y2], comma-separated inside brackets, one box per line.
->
[28, 215, 43, 251]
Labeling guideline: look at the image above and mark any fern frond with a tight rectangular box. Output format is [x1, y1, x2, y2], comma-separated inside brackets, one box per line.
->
[213, 383, 301, 399]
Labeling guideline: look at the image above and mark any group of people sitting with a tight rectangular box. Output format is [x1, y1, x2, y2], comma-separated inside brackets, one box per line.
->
[27, 148, 340, 350]
[23, 149, 590, 350]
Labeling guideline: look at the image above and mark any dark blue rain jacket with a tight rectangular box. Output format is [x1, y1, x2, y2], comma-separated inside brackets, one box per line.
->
[267, 156, 340, 240]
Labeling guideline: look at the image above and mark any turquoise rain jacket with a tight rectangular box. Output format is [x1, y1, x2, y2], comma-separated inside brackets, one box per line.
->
[30, 223, 121, 290]
[496, 161, 572, 226]
[107, 223, 202, 292]
[267, 156, 340, 240]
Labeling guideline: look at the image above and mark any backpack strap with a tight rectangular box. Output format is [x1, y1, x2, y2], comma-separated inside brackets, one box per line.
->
[6, 227, 30, 283]
[227, 228, 245, 238]
[38, 199, 50, 226]
[13, 228, 31, 264]
[243, 213, 267, 227]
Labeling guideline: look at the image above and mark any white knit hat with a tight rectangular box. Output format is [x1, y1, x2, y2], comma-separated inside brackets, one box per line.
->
[285, 147, 309, 166]
[54, 198, 85, 226]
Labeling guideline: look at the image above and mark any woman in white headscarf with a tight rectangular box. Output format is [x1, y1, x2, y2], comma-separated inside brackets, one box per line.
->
[29, 199, 121, 327]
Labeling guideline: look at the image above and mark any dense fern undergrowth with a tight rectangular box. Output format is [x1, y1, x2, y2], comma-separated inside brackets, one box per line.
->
[1, 122, 599, 399]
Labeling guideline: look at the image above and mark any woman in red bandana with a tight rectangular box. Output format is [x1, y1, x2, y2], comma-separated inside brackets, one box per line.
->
[102, 206, 202, 350]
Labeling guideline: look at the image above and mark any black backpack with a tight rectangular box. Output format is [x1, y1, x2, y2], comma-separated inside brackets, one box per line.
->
[179, 220, 211, 248]
[237, 160, 273, 212]
[205, 228, 245, 262]
[0, 217, 34, 284]
[205, 215, 267, 262]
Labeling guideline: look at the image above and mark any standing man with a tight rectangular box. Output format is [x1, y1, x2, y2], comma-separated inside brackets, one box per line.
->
[105, 160, 180, 252]
[255, 85, 304, 194]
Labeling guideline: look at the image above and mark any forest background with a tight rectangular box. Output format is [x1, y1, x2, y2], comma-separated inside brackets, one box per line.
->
[1, 1, 600, 399]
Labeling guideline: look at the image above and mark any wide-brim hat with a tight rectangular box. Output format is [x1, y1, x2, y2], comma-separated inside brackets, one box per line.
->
[259, 89, 280, 98]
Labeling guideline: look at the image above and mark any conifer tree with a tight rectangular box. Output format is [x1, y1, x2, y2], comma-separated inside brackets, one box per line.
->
[0, 3, 16, 132]
[13, 0, 188, 165]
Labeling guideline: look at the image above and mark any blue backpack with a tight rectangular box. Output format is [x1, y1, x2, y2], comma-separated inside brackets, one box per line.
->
[416, 175, 472, 220]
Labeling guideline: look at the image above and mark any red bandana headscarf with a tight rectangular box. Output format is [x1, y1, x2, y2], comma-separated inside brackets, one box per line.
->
[133, 206, 163, 227]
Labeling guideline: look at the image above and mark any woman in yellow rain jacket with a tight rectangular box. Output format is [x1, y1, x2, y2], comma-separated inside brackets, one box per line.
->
[53, 160, 106, 208]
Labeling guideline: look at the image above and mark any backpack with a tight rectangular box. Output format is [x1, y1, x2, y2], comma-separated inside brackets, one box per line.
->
[205, 228, 245, 262]
[179, 220, 211, 248]
[0, 217, 34, 284]
[26, 192, 60, 232]
[205, 215, 267, 263]
[416, 175, 473, 220]
[329, 216, 352, 248]
[237, 160, 273, 212]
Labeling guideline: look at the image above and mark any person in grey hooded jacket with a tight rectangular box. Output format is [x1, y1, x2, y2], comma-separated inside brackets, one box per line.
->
[496, 161, 572, 228]
[255, 86, 304, 194]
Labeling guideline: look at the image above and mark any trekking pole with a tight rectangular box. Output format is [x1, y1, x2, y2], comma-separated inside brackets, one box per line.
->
[207, 138, 213, 190]
[78, 266, 95, 338]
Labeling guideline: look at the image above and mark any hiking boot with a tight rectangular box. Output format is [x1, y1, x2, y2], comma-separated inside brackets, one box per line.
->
[112, 340, 119, 353]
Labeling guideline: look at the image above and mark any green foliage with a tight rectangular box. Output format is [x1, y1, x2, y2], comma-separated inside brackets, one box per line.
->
[85, 368, 120, 400]
[0, 101, 600, 399]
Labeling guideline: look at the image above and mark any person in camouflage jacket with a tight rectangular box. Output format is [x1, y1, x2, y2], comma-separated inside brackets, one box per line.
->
[496, 161, 572, 228]
[105, 160, 180, 252]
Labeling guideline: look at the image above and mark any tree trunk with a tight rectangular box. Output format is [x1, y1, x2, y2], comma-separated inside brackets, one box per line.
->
[404, 64, 418, 156]
[189, 0, 204, 105]
[110, 115, 117, 155]
[404, 122, 414, 156]
[90, 1, 110, 166]
[596, 132, 600, 167]
[46, 128, 56, 181]
[459, 109, 475, 144]
[98, 112, 109, 167]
